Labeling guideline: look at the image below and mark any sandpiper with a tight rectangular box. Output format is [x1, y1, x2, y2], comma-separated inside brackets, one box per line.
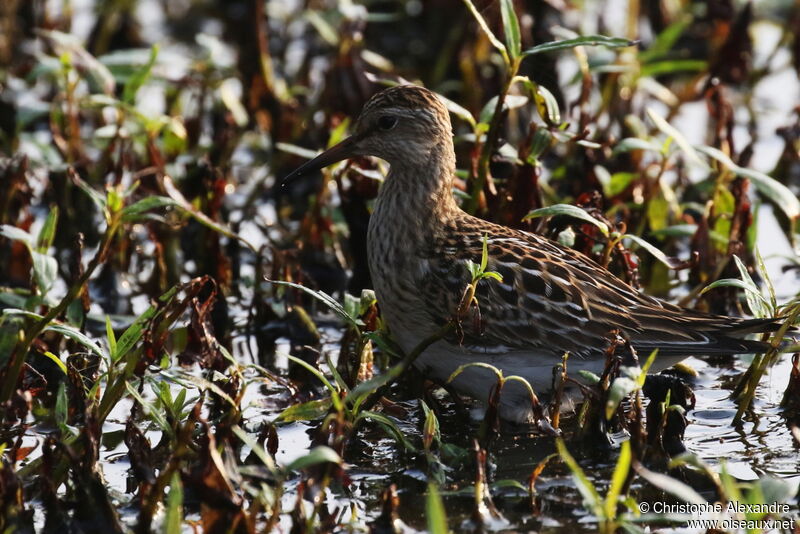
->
[284, 85, 780, 422]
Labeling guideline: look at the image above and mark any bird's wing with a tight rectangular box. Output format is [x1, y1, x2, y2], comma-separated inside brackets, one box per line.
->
[420, 221, 775, 358]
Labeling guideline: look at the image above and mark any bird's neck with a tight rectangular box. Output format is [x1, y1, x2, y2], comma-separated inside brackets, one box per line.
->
[375, 137, 460, 230]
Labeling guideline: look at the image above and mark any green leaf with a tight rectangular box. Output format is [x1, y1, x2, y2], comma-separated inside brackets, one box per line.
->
[105, 316, 117, 361]
[123, 44, 159, 105]
[695, 145, 800, 222]
[285, 446, 342, 472]
[285, 354, 344, 413]
[42, 351, 67, 375]
[646, 108, 706, 168]
[114, 304, 157, 362]
[439, 94, 476, 128]
[754, 247, 776, 312]
[604, 440, 631, 520]
[421, 400, 440, 450]
[70, 172, 108, 211]
[479, 234, 489, 272]
[638, 17, 691, 62]
[162, 175, 252, 249]
[125, 381, 172, 437]
[30, 250, 58, 298]
[521, 35, 635, 57]
[37, 207, 59, 252]
[269, 280, 358, 330]
[231, 425, 277, 472]
[623, 234, 684, 269]
[478, 94, 528, 125]
[426, 482, 450, 534]
[556, 438, 603, 518]
[121, 196, 179, 222]
[531, 83, 561, 126]
[635, 463, 706, 505]
[639, 59, 707, 77]
[523, 204, 609, 236]
[447, 361, 503, 384]
[0, 225, 34, 246]
[356, 411, 418, 452]
[461, 0, 508, 61]
[39, 30, 116, 95]
[612, 137, 662, 155]
[731, 255, 772, 318]
[163, 472, 183, 534]
[699, 277, 771, 316]
[578, 370, 601, 384]
[499, 0, 521, 60]
[55, 381, 68, 428]
[606, 376, 638, 420]
[276, 398, 332, 422]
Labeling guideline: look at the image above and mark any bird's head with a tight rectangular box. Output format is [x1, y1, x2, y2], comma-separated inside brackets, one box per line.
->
[282, 85, 452, 185]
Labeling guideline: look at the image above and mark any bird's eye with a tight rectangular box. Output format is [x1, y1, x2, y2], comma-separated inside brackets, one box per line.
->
[377, 115, 398, 130]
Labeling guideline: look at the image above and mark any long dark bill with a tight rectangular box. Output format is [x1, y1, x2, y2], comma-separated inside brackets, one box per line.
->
[281, 135, 361, 187]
